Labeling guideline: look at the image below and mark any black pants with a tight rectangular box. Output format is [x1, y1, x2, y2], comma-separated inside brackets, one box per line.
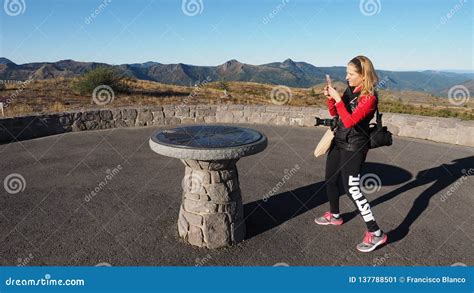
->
[325, 146, 380, 232]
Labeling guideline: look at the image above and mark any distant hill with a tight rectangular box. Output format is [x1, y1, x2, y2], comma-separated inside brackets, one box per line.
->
[0, 57, 472, 96]
[0, 57, 14, 64]
[439, 79, 474, 97]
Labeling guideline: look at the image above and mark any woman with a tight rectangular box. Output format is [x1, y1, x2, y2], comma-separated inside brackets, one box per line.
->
[314, 55, 387, 253]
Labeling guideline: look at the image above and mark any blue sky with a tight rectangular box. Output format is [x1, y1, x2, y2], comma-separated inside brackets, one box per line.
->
[0, 0, 472, 71]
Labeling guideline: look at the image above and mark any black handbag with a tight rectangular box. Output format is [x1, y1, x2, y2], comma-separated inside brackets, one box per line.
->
[369, 104, 392, 149]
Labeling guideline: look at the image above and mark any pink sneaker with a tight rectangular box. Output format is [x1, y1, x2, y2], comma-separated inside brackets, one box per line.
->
[356, 231, 388, 252]
[314, 212, 343, 226]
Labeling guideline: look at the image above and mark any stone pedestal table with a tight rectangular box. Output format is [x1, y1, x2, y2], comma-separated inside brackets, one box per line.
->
[149, 125, 267, 248]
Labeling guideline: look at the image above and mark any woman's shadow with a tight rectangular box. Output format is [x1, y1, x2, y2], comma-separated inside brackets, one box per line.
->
[244, 162, 411, 239]
[244, 156, 473, 243]
[367, 156, 473, 244]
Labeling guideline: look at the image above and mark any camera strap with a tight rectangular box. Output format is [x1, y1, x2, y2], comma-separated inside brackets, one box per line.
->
[374, 92, 383, 129]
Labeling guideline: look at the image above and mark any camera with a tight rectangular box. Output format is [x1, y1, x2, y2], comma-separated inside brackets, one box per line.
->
[315, 116, 338, 131]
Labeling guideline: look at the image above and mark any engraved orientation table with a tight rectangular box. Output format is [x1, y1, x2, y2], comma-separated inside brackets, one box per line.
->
[149, 125, 267, 248]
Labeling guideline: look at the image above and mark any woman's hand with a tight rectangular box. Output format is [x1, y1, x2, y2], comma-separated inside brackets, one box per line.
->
[326, 85, 342, 103]
[323, 86, 330, 97]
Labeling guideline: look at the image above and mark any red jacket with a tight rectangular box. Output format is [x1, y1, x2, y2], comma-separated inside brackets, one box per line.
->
[326, 85, 377, 128]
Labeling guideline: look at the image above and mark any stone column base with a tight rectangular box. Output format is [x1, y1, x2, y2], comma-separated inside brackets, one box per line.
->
[177, 159, 245, 248]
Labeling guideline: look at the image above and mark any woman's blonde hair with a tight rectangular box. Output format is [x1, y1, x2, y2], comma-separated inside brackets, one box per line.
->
[348, 55, 379, 96]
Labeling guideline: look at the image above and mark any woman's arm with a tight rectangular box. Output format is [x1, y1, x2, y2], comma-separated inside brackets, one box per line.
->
[335, 95, 377, 128]
[327, 98, 337, 116]
[324, 85, 338, 117]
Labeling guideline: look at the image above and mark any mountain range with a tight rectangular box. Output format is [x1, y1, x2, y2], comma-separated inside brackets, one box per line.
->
[1, 57, 473, 96]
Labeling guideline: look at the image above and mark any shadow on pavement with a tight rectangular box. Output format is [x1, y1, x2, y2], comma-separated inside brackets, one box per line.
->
[341, 156, 473, 244]
[383, 156, 474, 244]
[244, 181, 328, 240]
[244, 162, 413, 240]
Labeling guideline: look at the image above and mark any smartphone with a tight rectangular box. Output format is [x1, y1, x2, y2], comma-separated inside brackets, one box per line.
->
[325, 74, 332, 87]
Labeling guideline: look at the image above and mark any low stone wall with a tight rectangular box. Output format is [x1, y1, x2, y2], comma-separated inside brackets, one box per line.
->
[1, 104, 473, 147]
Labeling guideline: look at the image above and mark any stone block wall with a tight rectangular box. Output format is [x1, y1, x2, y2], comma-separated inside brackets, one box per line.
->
[1, 105, 473, 147]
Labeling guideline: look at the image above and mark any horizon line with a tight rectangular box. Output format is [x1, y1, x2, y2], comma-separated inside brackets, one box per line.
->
[1, 56, 473, 74]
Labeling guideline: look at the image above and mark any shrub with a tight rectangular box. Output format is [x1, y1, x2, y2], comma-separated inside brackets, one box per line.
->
[218, 78, 230, 91]
[73, 67, 128, 95]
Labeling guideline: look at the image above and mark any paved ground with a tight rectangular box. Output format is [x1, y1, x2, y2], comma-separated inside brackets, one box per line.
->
[0, 124, 473, 266]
